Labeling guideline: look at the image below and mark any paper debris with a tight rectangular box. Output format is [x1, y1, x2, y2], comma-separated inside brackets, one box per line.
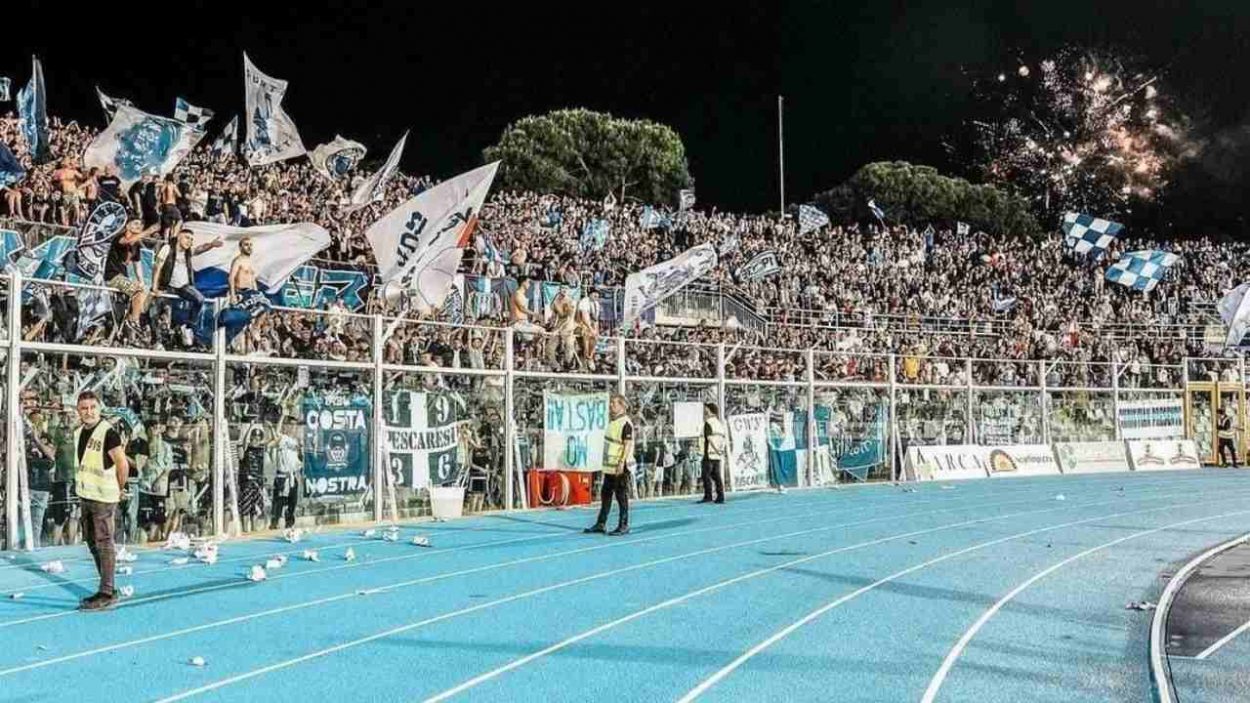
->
[301, 550, 319, 563]
[1055, 494, 1066, 501]
[344, 548, 356, 562]
[247, 565, 267, 582]
[115, 546, 139, 563]
[40, 561, 65, 574]
[9, 593, 23, 600]
[362, 529, 377, 538]
[163, 532, 191, 551]
[411, 536, 431, 548]
[1126, 601, 1157, 611]
[189, 656, 206, 667]
[118, 585, 135, 599]
[940, 486, 956, 491]
[118, 566, 134, 576]
[283, 528, 304, 543]
[170, 557, 190, 566]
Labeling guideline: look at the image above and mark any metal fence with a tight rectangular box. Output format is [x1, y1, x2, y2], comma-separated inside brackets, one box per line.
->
[0, 271, 1240, 551]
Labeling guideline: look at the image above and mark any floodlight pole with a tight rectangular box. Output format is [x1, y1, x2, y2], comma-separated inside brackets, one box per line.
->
[778, 95, 786, 217]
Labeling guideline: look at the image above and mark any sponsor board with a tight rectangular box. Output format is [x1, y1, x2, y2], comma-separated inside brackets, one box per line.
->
[985, 444, 1061, 478]
[1053, 441, 1131, 474]
[1117, 398, 1185, 440]
[1126, 440, 1202, 472]
[905, 445, 990, 481]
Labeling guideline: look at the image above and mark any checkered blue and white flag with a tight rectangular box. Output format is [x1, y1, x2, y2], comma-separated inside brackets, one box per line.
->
[211, 115, 239, 157]
[0, 77, 10, 102]
[797, 204, 830, 235]
[1105, 250, 1179, 293]
[174, 97, 215, 130]
[1061, 212, 1123, 256]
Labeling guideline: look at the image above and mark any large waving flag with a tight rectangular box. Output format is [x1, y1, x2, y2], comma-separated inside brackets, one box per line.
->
[310, 135, 367, 180]
[211, 115, 239, 157]
[346, 131, 407, 212]
[180, 221, 331, 297]
[0, 77, 10, 102]
[1061, 212, 1123, 256]
[242, 53, 306, 166]
[84, 104, 198, 188]
[623, 242, 719, 326]
[174, 97, 215, 130]
[1219, 282, 1250, 348]
[366, 161, 499, 310]
[1105, 250, 1179, 293]
[639, 206, 671, 230]
[798, 204, 830, 235]
[17, 56, 49, 163]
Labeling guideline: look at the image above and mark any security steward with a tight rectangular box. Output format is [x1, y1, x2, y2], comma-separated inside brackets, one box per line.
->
[73, 391, 130, 611]
[1218, 408, 1240, 468]
[585, 394, 634, 536]
[698, 402, 727, 504]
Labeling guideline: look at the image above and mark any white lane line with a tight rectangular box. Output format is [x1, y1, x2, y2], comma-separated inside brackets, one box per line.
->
[149, 487, 1204, 702]
[0, 485, 1042, 673]
[678, 504, 1250, 703]
[922, 517, 1250, 702]
[0, 480, 1075, 631]
[1196, 616, 1250, 660]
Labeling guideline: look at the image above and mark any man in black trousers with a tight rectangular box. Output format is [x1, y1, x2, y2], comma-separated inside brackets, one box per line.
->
[585, 395, 634, 536]
[698, 403, 727, 504]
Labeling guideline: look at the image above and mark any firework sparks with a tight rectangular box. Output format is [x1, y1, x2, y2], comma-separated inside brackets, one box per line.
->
[959, 47, 1195, 215]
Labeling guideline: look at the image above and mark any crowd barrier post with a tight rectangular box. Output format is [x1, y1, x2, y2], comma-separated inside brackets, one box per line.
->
[888, 354, 897, 483]
[1039, 360, 1051, 445]
[716, 343, 728, 491]
[372, 315, 385, 523]
[4, 271, 21, 549]
[1112, 359, 1123, 441]
[805, 348, 816, 488]
[504, 328, 515, 512]
[212, 299, 226, 537]
[616, 337, 626, 396]
[965, 359, 975, 444]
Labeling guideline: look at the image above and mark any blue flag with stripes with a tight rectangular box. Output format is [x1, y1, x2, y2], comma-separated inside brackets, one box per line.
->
[17, 56, 49, 163]
[0, 141, 25, 187]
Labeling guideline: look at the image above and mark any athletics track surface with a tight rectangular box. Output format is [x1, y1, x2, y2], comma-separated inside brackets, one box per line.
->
[1, 469, 1248, 702]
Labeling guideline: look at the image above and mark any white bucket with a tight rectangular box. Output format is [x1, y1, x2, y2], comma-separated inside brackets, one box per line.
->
[428, 486, 466, 520]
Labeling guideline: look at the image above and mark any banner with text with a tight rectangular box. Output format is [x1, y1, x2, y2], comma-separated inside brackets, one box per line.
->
[1117, 398, 1184, 440]
[303, 394, 372, 497]
[728, 413, 770, 490]
[543, 392, 609, 472]
[383, 390, 463, 489]
[1126, 440, 1202, 471]
[1053, 442, 1131, 474]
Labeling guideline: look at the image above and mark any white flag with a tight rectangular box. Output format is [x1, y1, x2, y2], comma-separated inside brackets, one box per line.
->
[623, 242, 718, 326]
[1219, 282, 1250, 348]
[242, 53, 306, 166]
[309, 135, 367, 180]
[180, 221, 331, 297]
[346, 131, 407, 212]
[83, 104, 198, 188]
[366, 161, 499, 310]
[95, 86, 132, 122]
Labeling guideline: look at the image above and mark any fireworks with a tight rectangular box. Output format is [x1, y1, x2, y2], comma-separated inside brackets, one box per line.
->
[958, 47, 1196, 216]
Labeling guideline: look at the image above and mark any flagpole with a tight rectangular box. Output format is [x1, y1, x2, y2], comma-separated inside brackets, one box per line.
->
[778, 95, 786, 217]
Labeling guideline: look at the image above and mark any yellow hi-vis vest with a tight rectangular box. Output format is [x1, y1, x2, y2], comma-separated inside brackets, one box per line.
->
[602, 415, 633, 475]
[75, 421, 120, 504]
[705, 416, 728, 460]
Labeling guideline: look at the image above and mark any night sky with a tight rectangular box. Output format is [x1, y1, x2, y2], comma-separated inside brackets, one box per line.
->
[6, 1, 1250, 230]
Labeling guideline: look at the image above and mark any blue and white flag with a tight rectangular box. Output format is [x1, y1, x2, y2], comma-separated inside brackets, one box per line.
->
[366, 162, 500, 311]
[866, 198, 886, 225]
[1219, 282, 1250, 348]
[0, 141, 25, 188]
[346, 131, 407, 212]
[956, 221, 970, 236]
[242, 53, 306, 166]
[0, 77, 10, 102]
[179, 221, 331, 297]
[797, 204, 830, 235]
[95, 86, 132, 122]
[992, 295, 1018, 313]
[623, 242, 718, 326]
[211, 115, 239, 157]
[1061, 212, 1123, 256]
[639, 206, 670, 230]
[65, 202, 129, 282]
[580, 219, 610, 251]
[735, 251, 782, 282]
[309, 135, 367, 180]
[1105, 250, 1179, 293]
[678, 188, 696, 211]
[83, 104, 198, 187]
[174, 97, 215, 130]
[17, 56, 49, 163]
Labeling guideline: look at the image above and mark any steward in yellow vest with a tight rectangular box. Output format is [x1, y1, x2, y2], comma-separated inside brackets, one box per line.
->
[71, 392, 130, 611]
[585, 394, 633, 536]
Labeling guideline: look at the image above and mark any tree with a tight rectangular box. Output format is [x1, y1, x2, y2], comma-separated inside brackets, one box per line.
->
[483, 109, 693, 204]
[812, 161, 1040, 236]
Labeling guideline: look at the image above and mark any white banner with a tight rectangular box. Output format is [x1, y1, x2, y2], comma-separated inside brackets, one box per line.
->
[543, 392, 609, 472]
[905, 445, 990, 481]
[309, 135, 366, 180]
[623, 242, 718, 326]
[366, 162, 499, 311]
[346, 131, 407, 212]
[83, 104, 197, 188]
[1126, 440, 1202, 472]
[180, 221, 331, 296]
[985, 445, 1061, 478]
[1053, 442, 1131, 474]
[1117, 398, 1185, 440]
[383, 390, 461, 490]
[673, 402, 704, 440]
[728, 413, 770, 490]
[242, 53, 306, 166]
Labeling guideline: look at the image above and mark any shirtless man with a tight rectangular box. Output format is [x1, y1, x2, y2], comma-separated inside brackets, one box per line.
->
[158, 175, 183, 239]
[510, 277, 545, 341]
[576, 288, 601, 367]
[229, 237, 258, 303]
[549, 287, 577, 368]
[51, 158, 84, 226]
